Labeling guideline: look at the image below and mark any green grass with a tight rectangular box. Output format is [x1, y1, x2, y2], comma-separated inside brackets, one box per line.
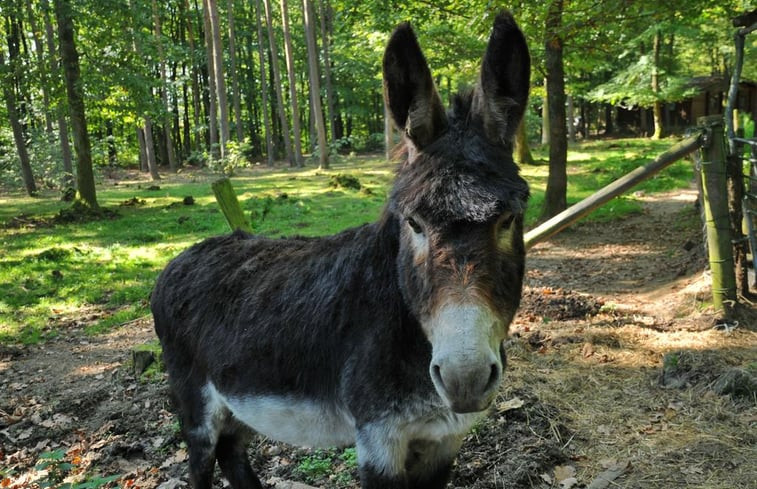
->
[0, 138, 695, 344]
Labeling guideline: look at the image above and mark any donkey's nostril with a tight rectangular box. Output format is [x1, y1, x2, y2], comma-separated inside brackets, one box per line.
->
[485, 363, 500, 392]
[431, 364, 444, 387]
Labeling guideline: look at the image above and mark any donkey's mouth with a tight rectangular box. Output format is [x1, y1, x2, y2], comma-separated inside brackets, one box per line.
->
[445, 395, 496, 414]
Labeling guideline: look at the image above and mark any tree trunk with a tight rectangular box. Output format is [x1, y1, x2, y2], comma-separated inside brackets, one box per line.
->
[318, 0, 336, 142]
[262, 0, 295, 165]
[106, 120, 117, 165]
[515, 118, 536, 166]
[137, 127, 148, 171]
[203, 1, 220, 158]
[541, 82, 550, 146]
[1, 51, 37, 196]
[205, 0, 230, 157]
[542, 0, 567, 220]
[25, 0, 54, 135]
[143, 117, 160, 179]
[302, 0, 328, 168]
[227, 0, 244, 142]
[128, 0, 160, 180]
[255, 0, 274, 166]
[567, 94, 576, 143]
[185, 0, 203, 152]
[651, 29, 663, 140]
[384, 101, 393, 160]
[54, 0, 98, 208]
[153, 0, 178, 171]
[604, 104, 613, 135]
[279, 0, 304, 166]
[42, 0, 74, 189]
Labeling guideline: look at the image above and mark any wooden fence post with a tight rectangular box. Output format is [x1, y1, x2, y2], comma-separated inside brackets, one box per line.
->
[697, 115, 737, 315]
[212, 177, 252, 233]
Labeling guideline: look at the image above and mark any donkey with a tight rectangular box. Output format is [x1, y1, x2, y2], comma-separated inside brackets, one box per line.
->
[152, 11, 530, 489]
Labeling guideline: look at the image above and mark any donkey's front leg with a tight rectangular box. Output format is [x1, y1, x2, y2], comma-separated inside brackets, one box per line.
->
[356, 425, 410, 489]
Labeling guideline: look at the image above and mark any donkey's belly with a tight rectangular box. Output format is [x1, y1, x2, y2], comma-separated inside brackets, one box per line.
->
[208, 384, 356, 447]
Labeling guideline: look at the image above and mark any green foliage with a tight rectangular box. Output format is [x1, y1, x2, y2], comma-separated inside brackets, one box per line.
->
[295, 451, 334, 482]
[208, 139, 256, 176]
[587, 55, 700, 107]
[294, 447, 358, 485]
[34, 449, 120, 489]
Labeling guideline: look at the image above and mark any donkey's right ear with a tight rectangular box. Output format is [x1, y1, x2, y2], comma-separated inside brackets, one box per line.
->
[383, 23, 448, 149]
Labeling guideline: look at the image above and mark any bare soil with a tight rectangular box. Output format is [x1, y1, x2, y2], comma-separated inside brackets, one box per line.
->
[2, 189, 756, 489]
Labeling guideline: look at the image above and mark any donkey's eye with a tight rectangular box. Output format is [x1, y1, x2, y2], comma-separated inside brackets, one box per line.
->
[407, 217, 423, 235]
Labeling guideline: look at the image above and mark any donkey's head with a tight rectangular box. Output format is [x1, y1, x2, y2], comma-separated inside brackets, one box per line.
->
[385, 12, 530, 414]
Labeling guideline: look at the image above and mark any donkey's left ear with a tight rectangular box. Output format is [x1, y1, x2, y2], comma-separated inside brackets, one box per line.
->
[474, 12, 531, 145]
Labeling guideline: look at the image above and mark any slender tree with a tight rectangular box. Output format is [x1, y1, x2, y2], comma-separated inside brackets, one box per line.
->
[541, 83, 549, 145]
[184, 0, 203, 152]
[515, 119, 536, 166]
[227, 0, 243, 142]
[255, 0, 275, 166]
[202, 2, 219, 158]
[1, 50, 37, 196]
[302, 0, 328, 168]
[262, 0, 295, 165]
[279, 0, 304, 166]
[153, 0, 178, 171]
[205, 0, 230, 157]
[128, 0, 160, 180]
[42, 0, 73, 190]
[317, 0, 336, 142]
[24, 0, 54, 135]
[54, 0, 98, 208]
[651, 28, 663, 139]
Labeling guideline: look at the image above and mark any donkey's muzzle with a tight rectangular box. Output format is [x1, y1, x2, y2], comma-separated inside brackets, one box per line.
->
[427, 304, 505, 413]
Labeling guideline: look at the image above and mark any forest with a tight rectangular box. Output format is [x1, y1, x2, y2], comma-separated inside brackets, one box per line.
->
[1, 1, 757, 489]
[1, 0, 755, 216]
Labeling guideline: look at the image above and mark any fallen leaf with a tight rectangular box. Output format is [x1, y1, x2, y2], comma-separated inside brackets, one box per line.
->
[554, 465, 576, 482]
[157, 478, 186, 489]
[160, 448, 187, 468]
[560, 477, 579, 489]
[497, 397, 525, 413]
[597, 425, 612, 436]
[582, 343, 595, 358]
[587, 460, 630, 489]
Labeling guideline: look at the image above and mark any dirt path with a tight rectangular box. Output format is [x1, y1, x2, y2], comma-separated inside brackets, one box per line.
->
[2, 189, 755, 489]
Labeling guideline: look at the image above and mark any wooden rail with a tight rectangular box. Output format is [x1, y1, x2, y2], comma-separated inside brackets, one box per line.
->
[524, 133, 704, 249]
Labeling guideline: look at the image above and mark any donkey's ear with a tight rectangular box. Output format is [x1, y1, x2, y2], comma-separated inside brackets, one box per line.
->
[383, 23, 448, 149]
[474, 12, 531, 145]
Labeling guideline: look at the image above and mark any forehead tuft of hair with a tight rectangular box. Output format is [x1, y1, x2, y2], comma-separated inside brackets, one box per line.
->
[390, 91, 528, 225]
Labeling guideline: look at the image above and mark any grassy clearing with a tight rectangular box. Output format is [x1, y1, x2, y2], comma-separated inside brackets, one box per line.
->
[0, 138, 695, 343]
